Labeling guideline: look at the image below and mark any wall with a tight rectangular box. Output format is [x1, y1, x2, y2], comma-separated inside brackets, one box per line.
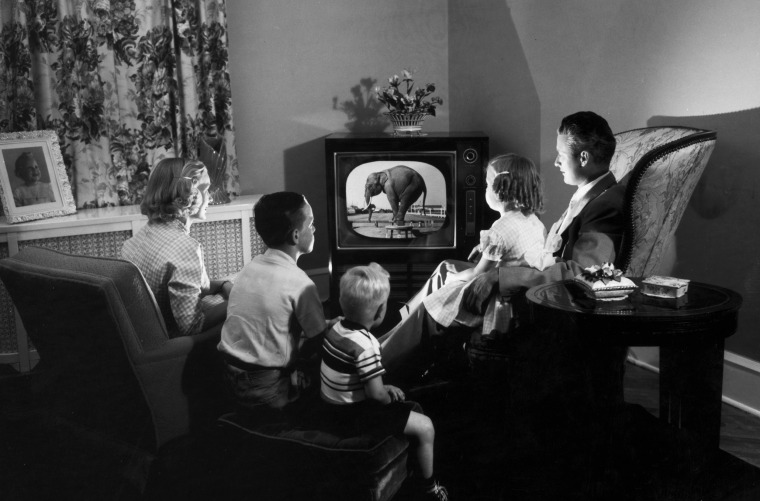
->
[225, 0, 449, 271]
[506, 0, 760, 368]
[448, 0, 540, 166]
[225, 1, 760, 393]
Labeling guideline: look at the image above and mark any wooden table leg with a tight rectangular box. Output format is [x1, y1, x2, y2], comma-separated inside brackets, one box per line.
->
[659, 338, 725, 454]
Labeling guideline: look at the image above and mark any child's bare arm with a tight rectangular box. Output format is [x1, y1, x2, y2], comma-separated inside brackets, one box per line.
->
[467, 244, 482, 262]
[365, 376, 405, 404]
[471, 253, 499, 276]
[451, 254, 498, 283]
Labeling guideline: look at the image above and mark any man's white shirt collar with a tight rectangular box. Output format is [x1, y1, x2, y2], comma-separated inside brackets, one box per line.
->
[571, 171, 611, 204]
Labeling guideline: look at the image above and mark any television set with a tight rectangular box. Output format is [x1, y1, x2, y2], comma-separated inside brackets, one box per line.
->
[325, 132, 489, 302]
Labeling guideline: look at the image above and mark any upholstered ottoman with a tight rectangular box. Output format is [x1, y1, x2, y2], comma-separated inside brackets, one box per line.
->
[215, 411, 409, 501]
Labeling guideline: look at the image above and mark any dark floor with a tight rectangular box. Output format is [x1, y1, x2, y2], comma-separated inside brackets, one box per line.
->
[623, 361, 760, 470]
[390, 361, 760, 501]
[2, 359, 760, 500]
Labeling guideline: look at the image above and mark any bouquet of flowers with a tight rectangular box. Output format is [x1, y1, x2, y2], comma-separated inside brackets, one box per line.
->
[573, 262, 637, 301]
[580, 262, 624, 285]
[375, 69, 443, 116]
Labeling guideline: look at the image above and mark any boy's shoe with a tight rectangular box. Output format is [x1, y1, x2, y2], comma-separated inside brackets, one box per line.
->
[423, 480, 449, 500]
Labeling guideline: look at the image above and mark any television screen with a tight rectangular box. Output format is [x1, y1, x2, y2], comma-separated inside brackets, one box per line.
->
[334, 151, 456, 250]
[325, 132, 488, 302]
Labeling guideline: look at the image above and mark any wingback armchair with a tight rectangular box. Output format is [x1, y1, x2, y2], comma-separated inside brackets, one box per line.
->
[0, 246, 231, 494]
[610, 126, 717, 276]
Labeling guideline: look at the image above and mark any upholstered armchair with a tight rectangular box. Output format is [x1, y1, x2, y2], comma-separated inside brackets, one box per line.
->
[0, 246, 231, 495]
[610, 126, 717, 276]
[0, 246, 411, 500]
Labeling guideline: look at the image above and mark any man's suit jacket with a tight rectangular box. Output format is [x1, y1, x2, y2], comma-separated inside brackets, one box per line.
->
[498, 172, 626, 294]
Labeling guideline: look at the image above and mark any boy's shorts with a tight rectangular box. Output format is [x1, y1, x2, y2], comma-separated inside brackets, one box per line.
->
[315, 399, 422, 438]
[223, 362, 296, 412]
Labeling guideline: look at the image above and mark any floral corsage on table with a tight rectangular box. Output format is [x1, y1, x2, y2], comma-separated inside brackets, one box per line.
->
[572, 263, 638, 301]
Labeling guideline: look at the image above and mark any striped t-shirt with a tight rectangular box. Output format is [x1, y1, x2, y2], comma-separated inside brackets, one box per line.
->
[320, 319, 385, 404]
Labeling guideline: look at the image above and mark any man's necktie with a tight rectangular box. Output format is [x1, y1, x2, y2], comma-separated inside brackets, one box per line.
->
[545, 199, 577, 254]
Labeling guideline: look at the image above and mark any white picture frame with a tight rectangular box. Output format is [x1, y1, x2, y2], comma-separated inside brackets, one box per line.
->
[0, 130, 76, 224]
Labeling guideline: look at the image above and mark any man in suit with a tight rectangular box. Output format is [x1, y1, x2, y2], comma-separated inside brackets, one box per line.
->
[379, 111, 627, 376]
[466, 111, 629, 493]
[463, 110, 625, 310]
[463, 109, 629, 414]
[381, 111, 629, 494]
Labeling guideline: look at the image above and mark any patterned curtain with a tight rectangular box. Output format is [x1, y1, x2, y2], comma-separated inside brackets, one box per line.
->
[0, 0, 239, 209]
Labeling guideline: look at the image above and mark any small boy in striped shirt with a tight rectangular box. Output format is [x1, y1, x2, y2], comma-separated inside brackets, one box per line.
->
[319, 263, 449, 500]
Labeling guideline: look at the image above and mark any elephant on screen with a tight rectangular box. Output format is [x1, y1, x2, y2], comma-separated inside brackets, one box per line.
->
[364, 165, 426, 224]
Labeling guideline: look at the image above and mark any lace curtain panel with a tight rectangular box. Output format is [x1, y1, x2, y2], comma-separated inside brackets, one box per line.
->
[0, 0, 239, 209]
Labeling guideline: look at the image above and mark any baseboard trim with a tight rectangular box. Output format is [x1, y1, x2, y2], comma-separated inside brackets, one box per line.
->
[627, 351, 760, 419]
[725, 351, 760, 374]
[722, 351, 760, 419]
[626, 355, 660, 374]
[722, 396, 760, 419]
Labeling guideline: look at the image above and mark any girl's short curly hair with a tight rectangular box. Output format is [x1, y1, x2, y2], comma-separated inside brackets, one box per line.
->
[339, 263, 391, 318]
[140, 158, 210, 223]
[488, 153, 544, 214]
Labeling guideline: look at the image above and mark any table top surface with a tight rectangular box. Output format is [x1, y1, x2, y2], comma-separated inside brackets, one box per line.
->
[526, 278, 743, 320]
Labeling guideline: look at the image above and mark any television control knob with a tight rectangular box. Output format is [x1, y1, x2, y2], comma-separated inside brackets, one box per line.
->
[464, 174, 477, 186]
[463, 148, 478, 164]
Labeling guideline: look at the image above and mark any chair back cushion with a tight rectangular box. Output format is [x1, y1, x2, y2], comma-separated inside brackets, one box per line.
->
[0, 247, 169, 450]
[609, 127, 705, 185]
[610, 127, 717, 276]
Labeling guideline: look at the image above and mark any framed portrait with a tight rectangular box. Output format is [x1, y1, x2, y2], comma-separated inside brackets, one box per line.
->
[0, 130, 76, 224]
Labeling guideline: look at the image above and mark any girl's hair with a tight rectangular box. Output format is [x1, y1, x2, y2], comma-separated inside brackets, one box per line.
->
[488, 153, 544, 214]
[140, 158, 209, 223]
[253, 192, 307, 247]
[339, 263, 391, 318]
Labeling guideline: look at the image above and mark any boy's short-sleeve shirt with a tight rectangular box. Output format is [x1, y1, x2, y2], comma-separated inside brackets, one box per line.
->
[218, 248, 326, 367]
[320, 319, 385, 404]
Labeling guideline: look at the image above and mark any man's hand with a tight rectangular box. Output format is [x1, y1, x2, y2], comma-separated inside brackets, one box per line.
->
[463, 268, 499, 314]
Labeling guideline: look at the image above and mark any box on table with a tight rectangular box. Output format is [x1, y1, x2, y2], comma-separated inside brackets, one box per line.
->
[639, 292, 689, 309]
[641, 275, 690, 298]
[571, 274, 638, 301]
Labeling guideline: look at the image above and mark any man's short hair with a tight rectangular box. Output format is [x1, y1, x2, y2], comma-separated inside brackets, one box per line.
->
[339, 263, 390, 318]
[254, 192, 307, 247]
[558, 111, 616, 166]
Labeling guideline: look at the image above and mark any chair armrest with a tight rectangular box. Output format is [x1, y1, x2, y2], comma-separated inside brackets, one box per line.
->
[131, 324, 230, 449]
[134, 324, 221, 365]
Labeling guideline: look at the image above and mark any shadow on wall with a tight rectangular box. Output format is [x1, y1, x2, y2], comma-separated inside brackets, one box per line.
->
[333, 77, 390, 134]
[649, 108, 760, 361]
[448, 0, 539, 162]
[283, 137, 330, 272]
[284, 76, 396, 273]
